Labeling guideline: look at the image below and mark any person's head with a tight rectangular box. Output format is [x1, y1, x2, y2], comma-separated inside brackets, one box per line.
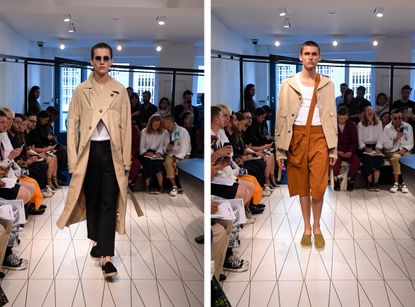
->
[262, 105, 272, 120]
[376, 93, 388, 106]
[182, 111, 194, 128]
[299, 41, 321, 71]
[244, 84, 256, 101]
[26, 112, 37, 130]
[217, 104, 231, 127]
[46, 106, 58, 121]
[337, 106, 348, 125]
[0, 107, 14, 130]
[38, 110, 50, 126]
[162, 114, 175, 133]
[0, 111, 8, 133]
[344, 88, 354, 103]
[158, 97, 170, 110]
[401, 106, 409, 121]
[12, 114, 26, 134]
[126, 87, 133, 97]
[391, 109, 402, 128]
[254, 107, 266, 123]
[357, 86, 366, 98]
[401, 84, 412, 101]
[29, 86, 40, 101]
[143, 91, 151, 103]
[211, 106, 224, 130]
[90, 42, 113, 77]
[362, 106, 379, 126]
[230, 113, 239, 131]
[147, 114, 163, 134]
[381, 111, 390, 127]
[182, 90, 193, 105]
[235, 112, 246, 132]
[340, 83, 348, 95]
[130, 93, 139, 106]
[242, 110, 253, 127]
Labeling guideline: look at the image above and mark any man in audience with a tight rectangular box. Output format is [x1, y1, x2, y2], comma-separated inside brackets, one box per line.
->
[392, 85, 415, 114]
[162, 114, 191, 196]
[356, 86, 371, 112]
[333, 106, 360, 191]
[383, 108, 413, 193]
[336, 83, 348, 107]
[138, 90, 157, 127]
[174, 90, 199, 126]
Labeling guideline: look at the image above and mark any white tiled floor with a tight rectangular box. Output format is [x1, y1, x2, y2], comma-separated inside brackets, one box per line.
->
[222, 185, 415, 307]
[1, 187, 204, 307]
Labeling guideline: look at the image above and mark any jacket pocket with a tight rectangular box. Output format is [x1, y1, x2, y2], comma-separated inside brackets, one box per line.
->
[276, 112, 287, 136]
[288, 130, 307, 167]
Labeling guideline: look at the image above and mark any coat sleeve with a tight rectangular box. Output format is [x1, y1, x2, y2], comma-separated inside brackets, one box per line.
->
[121, 89, 132, 171]
[275, 80, 288, 160]
[67, 88, 81, 173]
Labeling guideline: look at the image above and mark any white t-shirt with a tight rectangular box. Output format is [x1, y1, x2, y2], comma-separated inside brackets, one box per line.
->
[294, 73, 322, 126]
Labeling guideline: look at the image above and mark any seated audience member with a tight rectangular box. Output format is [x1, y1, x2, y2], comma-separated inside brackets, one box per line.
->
[174, 90, 199, 126]
[138, 91, 157, 128]
[374, 93, 390, 118]
[391, 85, 415, 114]
[126, 87, 134, 99]
[383, 109, 414, 193]
[261, 105, 273, 138]
[333, 106, 360, 191]
[162, 114, 191, 196]
[157, 97, 171, 117]
[139, 114, 169, 193]
[355, 86, 372, 113]
[339, 89, 361, 124]
[380, 111, 390, 128]
[130, 92, 140, 127]
[357, 107, 384, 191]
[336, 83, 348, 107]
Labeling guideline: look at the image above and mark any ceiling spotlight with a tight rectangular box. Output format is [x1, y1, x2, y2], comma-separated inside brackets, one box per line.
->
[59, 43, 66, 50]
[67, 22, 76, 33]
[64, 14, 71, 23]
[372, 39, 379, 46]
[274, 40, 280, 47]
[116, 44, 122, 51]
[156, 45, 162, 52]
[279, 8, 287, 17]
[374, 7, 384, 18]
[283, 17, 291, 28]
[156, 16, 166, 26]
[332, 40, 338, 47]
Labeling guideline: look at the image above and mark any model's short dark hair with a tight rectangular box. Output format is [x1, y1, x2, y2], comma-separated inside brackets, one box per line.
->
[15, 113, 27, 121]
[183, 89, 193, 97]
[300, 41, 320, 54]
[337, 106, 349, 116]
[402, 84, 412, 91]
[91, 42, 113, 59]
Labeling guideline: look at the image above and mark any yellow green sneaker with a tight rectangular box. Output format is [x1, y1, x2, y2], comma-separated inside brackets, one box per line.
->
[300, 234, 312, 248]
[314, 234, 325, 250]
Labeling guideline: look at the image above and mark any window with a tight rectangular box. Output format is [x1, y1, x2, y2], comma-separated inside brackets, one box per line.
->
[87, 64, 130, 88]
[195, 65, 204, 105]
[276, 64, 296, 96]
[133, 68, 156, 103]
[317, 63, 346, 97]
[349, 65, 372, 102]
[60, 67, 81, 132]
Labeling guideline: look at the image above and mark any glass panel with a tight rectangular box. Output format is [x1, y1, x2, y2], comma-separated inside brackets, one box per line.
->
[132, 67, 156, 103]
[349, 64, 373, 102]
[317, 63, 346, 98]
[60, 66, 81, 133]
[194, 65, 204, 105]
[276, 63, 296, 98]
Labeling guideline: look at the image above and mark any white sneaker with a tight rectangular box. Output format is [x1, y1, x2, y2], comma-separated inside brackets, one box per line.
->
[401, 183, 409, 193]
[389, 182, 399, 193]
[42, 188, 53, 198]
[170, 186, 178, 196]
[262, 185, 272, 197]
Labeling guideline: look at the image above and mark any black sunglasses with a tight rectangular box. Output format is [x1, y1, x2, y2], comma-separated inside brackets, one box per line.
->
[94, 56, 111, 62]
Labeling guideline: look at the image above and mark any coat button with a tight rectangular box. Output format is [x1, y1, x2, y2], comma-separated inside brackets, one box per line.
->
[99, 109, 103, 113]
[291, 114, 295, 117]
[288, 130, 291, 133]
[111, 93, 114, 97]
[89, 126, 91, 130]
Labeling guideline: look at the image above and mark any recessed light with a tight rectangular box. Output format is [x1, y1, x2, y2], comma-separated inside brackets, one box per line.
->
[328, 12, 337, 16]
[374, 8, 384, 18]
[332, 40, 338, 47]
[156, 45, 162, 52]
[372, 40, 379, 46]
[156, 16, 166, 26]
[112, 18, 121, 21]
[274, 40, 280, 47]
[59, 43, 65, 50]
[116, 44, 122, 51]
[279, 8, 287, 17]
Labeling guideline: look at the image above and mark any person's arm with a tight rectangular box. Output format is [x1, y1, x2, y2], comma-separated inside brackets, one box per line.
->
[175, 129, 191, 160]
[121, 89, 132, 172]
[139, 130, 147, 155]
[357, 123, 366, 150]
[403, 125, 414, 152]
[383, 125, 394, 150]
[375, 123, 383, 150]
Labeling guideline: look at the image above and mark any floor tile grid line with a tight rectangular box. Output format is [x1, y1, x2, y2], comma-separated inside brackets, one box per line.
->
[358, 191, 392, 307]
[70, 280, 83, 307]
[267, 204, 282, 307]
[383, 281, 407, 307]
[183, 281, 204, 306]
[155, 197, 193, 307]
[234, 282, 250, 307]
[40, 278, 55, 307]
[7, 280, 28, 306]
[170, 243, 204, 279]
[266, 281, 279, 307]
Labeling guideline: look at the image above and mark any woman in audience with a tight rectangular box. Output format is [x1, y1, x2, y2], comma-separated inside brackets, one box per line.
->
[375, 92, 390, 118]
[157, 97, 171, 117]
[130, 92, 141, 128]
[340, 88, 361, 124]
[243, 84, 257, 114]
[357, 106, 384, 191]
[28, 85, 41, 115]
[139, 114, 169, 193]
[380, 111, 391, 128]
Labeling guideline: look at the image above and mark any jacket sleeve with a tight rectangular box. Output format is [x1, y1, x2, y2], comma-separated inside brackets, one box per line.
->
[66, 88, 81, 173]
[139, 130, 146, 155]
[328, 81, 338, 159]
[403, 125, 414, 151]
[275, 80, 288, 160]
[121, 88, 132, 171]
[383, 126, 394, 150]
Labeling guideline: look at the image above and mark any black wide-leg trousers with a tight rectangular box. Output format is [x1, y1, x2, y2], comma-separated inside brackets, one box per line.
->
[83, 140, 119, 257]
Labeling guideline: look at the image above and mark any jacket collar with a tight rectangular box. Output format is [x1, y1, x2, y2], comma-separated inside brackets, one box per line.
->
[287, 73, 331, 93]
[83, 72, 117, 91]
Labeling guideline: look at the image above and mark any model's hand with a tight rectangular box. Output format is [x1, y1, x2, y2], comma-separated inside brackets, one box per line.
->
[329, 157, 337, 166]
[277, 158, 286, 170]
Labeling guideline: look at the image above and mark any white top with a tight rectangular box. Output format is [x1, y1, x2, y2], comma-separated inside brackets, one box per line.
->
[294, 73, 321, 126]
[170, 124, 191, 159]
[139, 129, 169, 155]
[357, 121, 383, 150]
[90, 120, 110, 141]
[383, 121, 414, 152]
[0, 132, 14, 156]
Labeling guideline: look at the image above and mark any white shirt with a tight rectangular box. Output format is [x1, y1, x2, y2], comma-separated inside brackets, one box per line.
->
[357, 121, 383, 150]
[90, 120, 110, 141]
[170, 124, 191, 159]
[139, 129, 169, 155]
[383, 122, 414, 152]
[294, 73, 321, 126]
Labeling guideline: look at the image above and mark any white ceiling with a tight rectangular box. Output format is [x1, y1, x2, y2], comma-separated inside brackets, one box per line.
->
[0, 0, 203, 50]
[212, 0, 415, 48]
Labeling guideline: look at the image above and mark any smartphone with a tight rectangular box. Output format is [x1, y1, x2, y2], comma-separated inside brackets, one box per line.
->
[223, 142, 232, 147]
[239, 169, 247, 175]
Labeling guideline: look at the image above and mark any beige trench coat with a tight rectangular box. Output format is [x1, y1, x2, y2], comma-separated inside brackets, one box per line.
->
[274, 74, 338, 160]
[56, 73, 133, 235]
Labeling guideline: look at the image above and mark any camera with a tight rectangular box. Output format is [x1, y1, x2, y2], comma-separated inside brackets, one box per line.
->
[37, 41, 44, 48]
[251, 39, 258, 45]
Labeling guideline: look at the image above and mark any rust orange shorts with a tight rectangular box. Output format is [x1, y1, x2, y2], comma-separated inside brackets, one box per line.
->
[287, 125, 329, 200]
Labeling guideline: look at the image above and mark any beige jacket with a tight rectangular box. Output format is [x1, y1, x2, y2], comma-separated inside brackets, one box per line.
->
[56, 73, 134, 234]
[274, 74, 338, 159]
